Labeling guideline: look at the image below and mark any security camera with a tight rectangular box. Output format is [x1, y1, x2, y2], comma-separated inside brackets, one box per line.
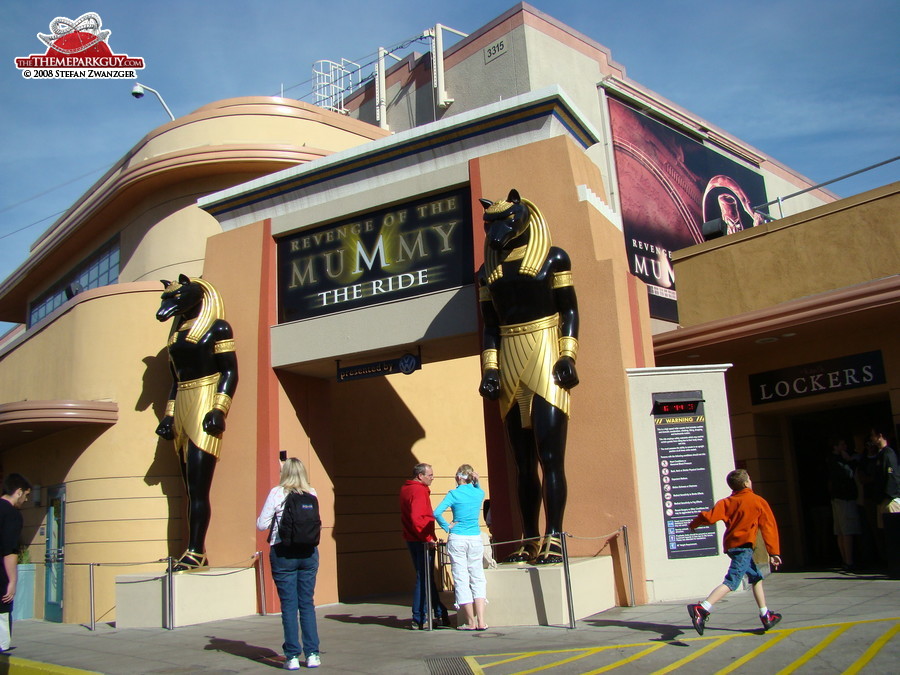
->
[131, 84, 145, 99]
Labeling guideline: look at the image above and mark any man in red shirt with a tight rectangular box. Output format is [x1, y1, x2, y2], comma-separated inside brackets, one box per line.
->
[686, 469, 783, 635]
[400, 463, 450, 629]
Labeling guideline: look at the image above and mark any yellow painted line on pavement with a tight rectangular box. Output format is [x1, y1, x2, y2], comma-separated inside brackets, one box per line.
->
[467, 618, 900, 675]
[465, 654, 487, 675]
[1, 656, 102, 675]
[480, 652, 540, 668]
[507, 647, 605, 675]
[842, 620, 900, 675]
[795, 616, 899, 631]
[713, 629, 795, 675]
[651, 635, 737, 675]
[776, 623, 851, 675]
[579, 642, 666, 674]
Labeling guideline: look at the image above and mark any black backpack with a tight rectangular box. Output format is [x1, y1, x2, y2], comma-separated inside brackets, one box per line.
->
[277, 491, 321, 547]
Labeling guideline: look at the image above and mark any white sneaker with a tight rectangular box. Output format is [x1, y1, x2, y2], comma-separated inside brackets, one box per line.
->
[284, 656, 300, 670]
[306, 653, 321, 668]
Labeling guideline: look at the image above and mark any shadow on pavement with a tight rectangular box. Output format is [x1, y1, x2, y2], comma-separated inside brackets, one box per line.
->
[583, 619, 689, 644]
[584, 619, 767, 643]
[324, 612, 410, 629]
[203, 636, 283, 669]
[805, 574, 891, 581]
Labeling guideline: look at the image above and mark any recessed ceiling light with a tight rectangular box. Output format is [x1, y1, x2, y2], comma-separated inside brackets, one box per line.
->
[755, 337, 778, 344]
[781, 332, 797, 338]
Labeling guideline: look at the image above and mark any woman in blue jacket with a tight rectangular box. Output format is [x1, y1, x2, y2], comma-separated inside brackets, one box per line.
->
[433, 464, 488, 630]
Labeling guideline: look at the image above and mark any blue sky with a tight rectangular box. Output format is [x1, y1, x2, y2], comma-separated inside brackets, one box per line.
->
[1, 0, 898, 328]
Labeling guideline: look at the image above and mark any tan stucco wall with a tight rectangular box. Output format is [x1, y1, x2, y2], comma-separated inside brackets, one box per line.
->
[125, 98, 389, 170]
[119, 179, 243, 285]
[278, 357, 488, 602]
[0, 284, 178, 623]
[0, 100, 391, 622]
[673, 182, 900, 327]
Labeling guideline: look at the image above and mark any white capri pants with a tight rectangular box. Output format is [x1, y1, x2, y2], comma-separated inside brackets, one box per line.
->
[447, 533, 487, 607]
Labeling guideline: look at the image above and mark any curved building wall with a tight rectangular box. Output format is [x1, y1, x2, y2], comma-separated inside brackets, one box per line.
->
[0, 99, 389, 622]
[0, 283, 173, 623]
[0, 98, 389, 324]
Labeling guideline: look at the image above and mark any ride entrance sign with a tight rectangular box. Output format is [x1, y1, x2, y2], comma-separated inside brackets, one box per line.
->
[652, 391, 718, 559]
[276, 187, 473, 322]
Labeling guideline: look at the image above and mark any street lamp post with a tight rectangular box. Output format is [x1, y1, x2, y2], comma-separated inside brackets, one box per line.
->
[131, 82, 175, 121]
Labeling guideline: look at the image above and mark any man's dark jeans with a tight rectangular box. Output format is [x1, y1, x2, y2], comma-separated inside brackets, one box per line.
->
[407, 541, 448, 624]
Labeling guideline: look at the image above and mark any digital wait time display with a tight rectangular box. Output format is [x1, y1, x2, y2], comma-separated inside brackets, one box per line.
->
[651, 391, 718, 560]
[652, 400, 701, 415]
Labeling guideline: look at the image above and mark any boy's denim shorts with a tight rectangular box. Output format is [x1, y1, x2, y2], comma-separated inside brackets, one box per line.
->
[723, 546, 763, 591]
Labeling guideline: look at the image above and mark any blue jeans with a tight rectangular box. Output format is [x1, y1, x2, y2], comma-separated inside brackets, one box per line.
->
[406, 541, 448, 624]
[723, 546, 763, 591]
[270, 545, 320, 659]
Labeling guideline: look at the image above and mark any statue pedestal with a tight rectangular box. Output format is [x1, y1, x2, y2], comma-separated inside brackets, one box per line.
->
[115, 567, 257, 628]
[483, 556, 615, 626]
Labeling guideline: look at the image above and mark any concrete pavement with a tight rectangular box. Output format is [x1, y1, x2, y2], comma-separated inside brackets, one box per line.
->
[2, 569, 898, 674]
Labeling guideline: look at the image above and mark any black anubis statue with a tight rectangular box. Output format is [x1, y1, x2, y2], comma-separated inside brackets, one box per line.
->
[477, 190, 579, 565]
[155, 275, 238, 572]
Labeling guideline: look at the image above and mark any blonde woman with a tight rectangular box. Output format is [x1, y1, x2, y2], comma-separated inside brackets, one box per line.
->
[433, 465, 488, 630]
[257, 458, 321, 669]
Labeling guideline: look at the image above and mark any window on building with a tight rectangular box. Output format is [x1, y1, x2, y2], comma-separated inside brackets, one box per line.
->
[28, 240, 120, 326]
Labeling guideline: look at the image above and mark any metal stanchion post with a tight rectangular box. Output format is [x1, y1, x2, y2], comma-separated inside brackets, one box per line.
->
[256, 551, 267, 615]
[423, 541, 433, 631]
[166, 556, 175, 630]
[621, 525, 635, 607]
[88, 562, 96, 631]
[560, 533, 576, 629]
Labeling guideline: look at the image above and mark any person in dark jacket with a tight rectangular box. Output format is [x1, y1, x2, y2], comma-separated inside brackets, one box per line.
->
[869, 427, 900, 578]
[0, 474, 30, 652]
[827, 437, 860, 571]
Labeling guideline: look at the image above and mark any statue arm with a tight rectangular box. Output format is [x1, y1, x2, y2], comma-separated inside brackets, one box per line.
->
[550, 249, 579, 389]
[155, 362, 178, 440]
[477, 274, 501, 400]
[203, 321, 239, 436]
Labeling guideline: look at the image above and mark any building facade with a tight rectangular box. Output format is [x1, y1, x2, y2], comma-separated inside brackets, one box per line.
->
[1, 3, 893, 624]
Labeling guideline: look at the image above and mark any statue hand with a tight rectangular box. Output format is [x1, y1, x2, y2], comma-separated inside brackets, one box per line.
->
[155, 416, 175, 441]
[203, 409, 226, 436]
[479, 369, 501, 400]
[553, 356, 579, 389]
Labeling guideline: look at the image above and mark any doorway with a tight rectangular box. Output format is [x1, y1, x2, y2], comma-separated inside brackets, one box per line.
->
[789, 398, 892, 569]
[44, 484, 65, 623]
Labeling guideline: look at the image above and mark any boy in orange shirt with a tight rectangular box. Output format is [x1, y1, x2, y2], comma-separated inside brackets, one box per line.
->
[687, 469, 782, 634]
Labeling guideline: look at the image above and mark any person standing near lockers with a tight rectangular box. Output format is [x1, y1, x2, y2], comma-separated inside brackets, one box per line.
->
[869, 427, 900, 579]
[826, 437, 861, 572]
